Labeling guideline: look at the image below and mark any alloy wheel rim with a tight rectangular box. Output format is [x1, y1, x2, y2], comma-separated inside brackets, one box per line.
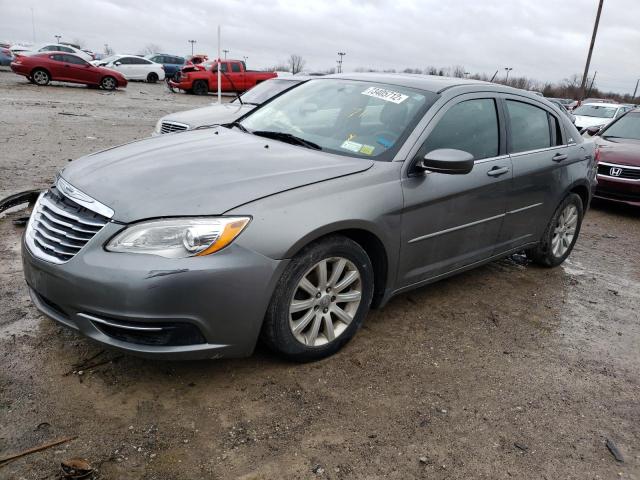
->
[551, 204, 578, 257]
[103, 78, 115, 89]
[33, 71, 47, 84]
[289, 257, 362, 347]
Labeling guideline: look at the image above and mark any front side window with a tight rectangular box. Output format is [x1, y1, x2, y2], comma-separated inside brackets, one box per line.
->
[241, 79, 434, 160]
[231, 62, 241, 73]
[506, 100, 551, 153]
[421, 98, 499, 160]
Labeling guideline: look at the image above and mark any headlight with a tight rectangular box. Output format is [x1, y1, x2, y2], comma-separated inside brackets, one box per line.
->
[153, 119, 162, 135]
[106, 217, 250, 258]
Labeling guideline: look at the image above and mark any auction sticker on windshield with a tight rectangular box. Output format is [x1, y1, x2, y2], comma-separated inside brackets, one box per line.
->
[361, 87, 408, 104]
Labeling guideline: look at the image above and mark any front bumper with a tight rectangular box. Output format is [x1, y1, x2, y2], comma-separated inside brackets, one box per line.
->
[595, 175, 640, 207]
[22, 223, 287, 359]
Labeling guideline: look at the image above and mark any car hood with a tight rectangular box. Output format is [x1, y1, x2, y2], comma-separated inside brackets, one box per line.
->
[595, 136, 640, 167]
[574, 115, 611, 129]
[161, 103, 254, 129]
[61, 128, 373, 223]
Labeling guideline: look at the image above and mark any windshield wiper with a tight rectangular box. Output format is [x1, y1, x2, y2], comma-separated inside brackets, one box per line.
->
[223, 121, 249, 133]
[251, 130, 322, 150]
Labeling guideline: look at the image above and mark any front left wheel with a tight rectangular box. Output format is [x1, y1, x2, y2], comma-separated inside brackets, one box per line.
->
[100, 76, 117, 90]
[261, 236, 374, 362]
[147, 72, 159, 83]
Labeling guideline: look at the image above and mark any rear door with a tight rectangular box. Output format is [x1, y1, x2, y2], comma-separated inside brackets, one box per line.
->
[496, 95, 570, 252]
[398, 94, 511, 287]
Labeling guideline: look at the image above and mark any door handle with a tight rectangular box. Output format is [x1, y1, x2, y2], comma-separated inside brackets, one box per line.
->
[487, 166, 510, 177]
[552, 153, 568, 162]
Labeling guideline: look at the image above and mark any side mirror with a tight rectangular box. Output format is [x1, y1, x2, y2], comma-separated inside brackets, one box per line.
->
[585, 126, 601, 136]
[415, 149, 475, 175]
[114, 61, 121, 66]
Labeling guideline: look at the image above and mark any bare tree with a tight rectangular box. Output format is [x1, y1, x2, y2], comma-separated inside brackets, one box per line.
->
[103, 44, 114, 56]
[71, 38, 86, 49]
[264, 63, 290, 72]
[452, 65, 467, 78]
[288, 54, 306, 75]
[139, 43, 163, 56]
[425, 66, 438, 75]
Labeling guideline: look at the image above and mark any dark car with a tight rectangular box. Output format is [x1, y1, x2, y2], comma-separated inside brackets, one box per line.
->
[0, 47, 13, 66]
[22, 74, 595, 362]
[144, 53, 184, 79]
[587, 109, 640, 206]
[11, 52, 127, 90]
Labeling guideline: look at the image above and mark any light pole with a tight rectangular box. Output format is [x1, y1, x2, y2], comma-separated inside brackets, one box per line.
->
[223, 49, 229, 59]
[243, 55, 248, 64]
[464, 72, 470, 78]
[337, 52, 346, 73]
[188, 39, 196, 56]
[504, 67, 513, 83]
[54, 35, 61, 44]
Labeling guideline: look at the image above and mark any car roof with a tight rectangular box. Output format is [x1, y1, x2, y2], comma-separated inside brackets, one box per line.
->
[322, 72, 511, 94]
[580, 102, 620, 108]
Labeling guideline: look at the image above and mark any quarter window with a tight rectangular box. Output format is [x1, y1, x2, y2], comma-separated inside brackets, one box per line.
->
[421, 99, 499, 160]
[506, 101, 551, 153]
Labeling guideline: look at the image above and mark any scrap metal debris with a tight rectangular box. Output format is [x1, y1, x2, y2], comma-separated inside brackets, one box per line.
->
[61, 457, 94, 479]
[0, 189, 41, 216]
[605, 438, 624, 463]
[0, 436, 77, 467]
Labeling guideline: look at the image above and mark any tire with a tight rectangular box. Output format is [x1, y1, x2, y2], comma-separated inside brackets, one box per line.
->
[192, 80, 208, 96]
[100, 76, 117, 91]
[261, 236, 374, 362]
[526, 193, 584, 267]
[31, 69, 50, 86]
[147, 72, 158, 83]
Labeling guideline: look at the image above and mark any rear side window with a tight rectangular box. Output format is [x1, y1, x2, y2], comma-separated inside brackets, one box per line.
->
[63, 55, 86, 65]
[506, 101, 551, 153]
[231, 62, 241, 73]
[421, 98, 499, 160]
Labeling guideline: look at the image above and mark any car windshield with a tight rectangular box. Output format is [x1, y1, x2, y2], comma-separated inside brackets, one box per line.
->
[232, 79, 301, 105]
[601, 112, 640, 140]
[573, 104, 617, 118]
[239, 79, 434, 160]
[99, 55, 119, 65]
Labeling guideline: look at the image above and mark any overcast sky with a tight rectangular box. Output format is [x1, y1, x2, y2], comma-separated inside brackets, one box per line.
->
[1, 0, 638, 93]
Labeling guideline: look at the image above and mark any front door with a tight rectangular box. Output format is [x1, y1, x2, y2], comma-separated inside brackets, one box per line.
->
[398, 95, 511, 288]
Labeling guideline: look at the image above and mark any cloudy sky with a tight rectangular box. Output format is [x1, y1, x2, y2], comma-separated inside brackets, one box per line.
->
[1, 0, 638, 93]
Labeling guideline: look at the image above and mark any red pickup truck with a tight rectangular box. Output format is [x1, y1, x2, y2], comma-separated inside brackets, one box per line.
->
[169, 59, 277, 95]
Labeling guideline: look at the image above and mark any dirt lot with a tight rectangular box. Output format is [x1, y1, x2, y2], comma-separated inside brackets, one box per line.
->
[0, 68, 638, 480]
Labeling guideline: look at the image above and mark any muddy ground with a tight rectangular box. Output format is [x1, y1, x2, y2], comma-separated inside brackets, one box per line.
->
[0, 68, 638, 480]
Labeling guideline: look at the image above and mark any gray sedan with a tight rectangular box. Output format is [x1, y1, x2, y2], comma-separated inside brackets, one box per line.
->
[22, 74, 596, 361]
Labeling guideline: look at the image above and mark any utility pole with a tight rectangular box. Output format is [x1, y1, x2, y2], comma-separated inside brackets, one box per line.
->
[31, 7, 36, 43]
[243, 55, 248, 64]
[337, 52, 346, 73]
[223, 49, 229, 59]
[490, 70, 499, 82]
[188, 39, 196, 56]
[504, 67, 513, 83]
[54, 35, 61, 44]
[580, 0, 604, 100]
[587, 71, 598, 97]
[632, 79, 640, 102]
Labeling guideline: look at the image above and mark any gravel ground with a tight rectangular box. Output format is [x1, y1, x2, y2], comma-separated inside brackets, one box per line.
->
[0, 68, 638, 480]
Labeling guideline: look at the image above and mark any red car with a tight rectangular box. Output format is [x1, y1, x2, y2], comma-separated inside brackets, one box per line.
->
[10, 52, 127, 90]
[587, 109, 640, 206]
[169, 59, 277, 95]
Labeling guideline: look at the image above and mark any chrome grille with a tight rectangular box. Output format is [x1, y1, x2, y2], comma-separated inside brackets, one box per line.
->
[160, 121, 189, 134]
[597, 162, 640, 180]
[26, 188, 109, 263]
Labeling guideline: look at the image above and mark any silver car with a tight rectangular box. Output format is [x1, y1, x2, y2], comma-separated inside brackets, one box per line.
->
[153, 77, 308, 135]
[22, 74, 596, 361]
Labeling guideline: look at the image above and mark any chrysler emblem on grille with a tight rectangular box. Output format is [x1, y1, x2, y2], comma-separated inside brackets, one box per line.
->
[609, 167, 623, 177]
[57, 177, 94, 203]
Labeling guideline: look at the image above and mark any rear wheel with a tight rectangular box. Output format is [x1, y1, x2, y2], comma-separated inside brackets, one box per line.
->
[100, 76, 117, 90]
[147, 72, 158, 83]
[526, 193, 583, 267]
[261, 236, 374, 362]
[192, 80, 208, 95]
[31, 69, 50, 86]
